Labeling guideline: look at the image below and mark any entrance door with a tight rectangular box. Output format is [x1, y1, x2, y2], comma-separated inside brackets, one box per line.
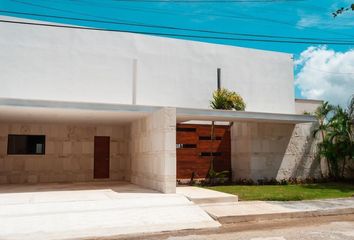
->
[94, 136, 110, 179]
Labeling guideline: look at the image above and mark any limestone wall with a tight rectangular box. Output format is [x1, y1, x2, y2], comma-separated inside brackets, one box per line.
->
[231, 122, 321, 181]
[130, 108, 176, 193]
[0, 123, 130, 184]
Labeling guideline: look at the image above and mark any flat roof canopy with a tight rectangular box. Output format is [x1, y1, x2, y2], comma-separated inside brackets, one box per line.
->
[0, 98, 316, 124]
[0, 98, 161, 124]
[177, 107, 316, 124]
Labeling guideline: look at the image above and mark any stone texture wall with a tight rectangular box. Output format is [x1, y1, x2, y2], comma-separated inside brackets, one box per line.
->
[130, 108, 176, 193]
[231, 122, 321, 181]
[0, 123, 130, 184]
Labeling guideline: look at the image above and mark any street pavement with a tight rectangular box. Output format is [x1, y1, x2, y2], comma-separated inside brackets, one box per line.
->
[167, 220, 354, 240]
[122, 214, 354, 240]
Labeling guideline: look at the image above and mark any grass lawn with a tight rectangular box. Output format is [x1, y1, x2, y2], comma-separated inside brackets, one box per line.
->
[206, 182, 354, 201]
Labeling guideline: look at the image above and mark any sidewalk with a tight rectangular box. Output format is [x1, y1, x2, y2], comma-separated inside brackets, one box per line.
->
[177, 186, 354, 224]
[201, 198, 354, 223]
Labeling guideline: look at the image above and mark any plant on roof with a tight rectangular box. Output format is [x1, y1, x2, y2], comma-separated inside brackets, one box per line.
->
[210, 88, 246, 111]
[208, 88, 246, 184]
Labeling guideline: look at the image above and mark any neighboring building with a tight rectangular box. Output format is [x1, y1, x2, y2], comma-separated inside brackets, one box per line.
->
[0, 17, 320, 193]
[295, 99, 323, 115]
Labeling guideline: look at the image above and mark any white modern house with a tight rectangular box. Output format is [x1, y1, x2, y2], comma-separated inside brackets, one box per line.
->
[0, 16, 320, 193]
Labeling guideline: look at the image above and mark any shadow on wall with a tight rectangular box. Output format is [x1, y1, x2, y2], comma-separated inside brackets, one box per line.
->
[250, 122, 321, 181]
[291, 122, 321, 179]
[254, 123, 294, 181]
[222, 122, 323, 181]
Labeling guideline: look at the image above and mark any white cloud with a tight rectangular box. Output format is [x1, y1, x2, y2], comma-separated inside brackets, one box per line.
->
[296, 9, 354, 30]
[296, 15, 322, 28]
[295, 46, 354, 107]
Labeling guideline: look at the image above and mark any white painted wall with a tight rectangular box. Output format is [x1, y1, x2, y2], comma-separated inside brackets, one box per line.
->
[0, 17, 295, 114]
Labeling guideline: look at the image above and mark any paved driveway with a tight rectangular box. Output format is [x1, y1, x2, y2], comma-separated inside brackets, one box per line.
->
[0, 182, 219, 240]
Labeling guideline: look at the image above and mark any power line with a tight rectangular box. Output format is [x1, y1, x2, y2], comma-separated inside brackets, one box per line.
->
[304, 66, 354, 75]
[2, 10, 354, 43]
[9, 0, 142, 24]
[72, 0, 354, 38]
[1, 19, 354, 45]
[110, 0, 305, 2]
[10, 0, 353, 41]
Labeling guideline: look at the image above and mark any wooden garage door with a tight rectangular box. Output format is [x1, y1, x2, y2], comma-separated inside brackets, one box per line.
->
[94, 136, 110, 179]
[176, 124, 231, 179]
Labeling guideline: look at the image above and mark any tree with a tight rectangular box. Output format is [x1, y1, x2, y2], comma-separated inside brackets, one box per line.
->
[313, 101, 334, 176]
[327, 106, 352, 177]
[209, 88, 246, 183]
[333, 4, 354, 17]
[313, 96, 354, 179]
[348, 94, 354, 124]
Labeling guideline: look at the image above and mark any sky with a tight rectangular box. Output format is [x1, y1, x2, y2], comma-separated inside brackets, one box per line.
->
[0, 0, 353, 107]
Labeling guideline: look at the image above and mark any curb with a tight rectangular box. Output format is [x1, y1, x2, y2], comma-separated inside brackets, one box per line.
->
[213, 208, 354, 224]
[187, 196, 239, 204]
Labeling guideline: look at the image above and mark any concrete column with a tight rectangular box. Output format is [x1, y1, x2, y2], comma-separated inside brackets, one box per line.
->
[130, 107, 176, 193]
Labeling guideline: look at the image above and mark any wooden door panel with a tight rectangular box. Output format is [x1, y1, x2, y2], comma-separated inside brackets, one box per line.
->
[197, 126, 228, 136]
[176, 134, 198, 144]
[94, 136, 110, 179]
[177, 124, 231, 179]
[198, 142, 230, 151]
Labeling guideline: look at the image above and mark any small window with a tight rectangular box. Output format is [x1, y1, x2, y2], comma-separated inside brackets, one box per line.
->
[176, 144, 197, 149]
[7, 135, 45, 155]
[200, 152, 222, 157]
[177, 128, 196, 132]
[199, 136, 223, 141]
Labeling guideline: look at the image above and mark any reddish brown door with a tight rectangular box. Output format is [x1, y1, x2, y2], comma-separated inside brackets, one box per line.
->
[94, 136, 110, 179]
[176, 124, 231, 179]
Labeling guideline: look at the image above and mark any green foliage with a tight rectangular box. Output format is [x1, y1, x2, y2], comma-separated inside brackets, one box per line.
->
[313, 97, 354, 179]
[207, 169, 230, 185]
[210, 88, 246, 111]
[303, 111, 312, 115]
[206, 182, 354, 201]
[348, 94, 354, 122]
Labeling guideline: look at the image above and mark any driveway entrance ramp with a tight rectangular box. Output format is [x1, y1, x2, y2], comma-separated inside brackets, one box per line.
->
[0, 182, 220, 240]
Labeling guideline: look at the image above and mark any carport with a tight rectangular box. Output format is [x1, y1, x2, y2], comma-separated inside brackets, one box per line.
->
[0, 98, 177, 193]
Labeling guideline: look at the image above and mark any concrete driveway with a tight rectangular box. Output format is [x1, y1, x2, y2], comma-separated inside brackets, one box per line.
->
[0, 182, 219, 240]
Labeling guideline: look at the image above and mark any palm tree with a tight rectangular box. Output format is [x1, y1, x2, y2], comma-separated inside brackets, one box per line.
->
[313, 97, 354, 179]
[327, 106, 352, 178]
[347, 95, 354, 176]
[313, 101, 334, 176]
[209, 88, 246, 182]
[348, 94, 354, 132]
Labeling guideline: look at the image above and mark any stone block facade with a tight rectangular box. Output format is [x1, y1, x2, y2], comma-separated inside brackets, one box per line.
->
[231, 122, 322, 181]
[130, 108, 176, 193]
[0, 123, 130, 184]
[0, 107, 177, 193]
